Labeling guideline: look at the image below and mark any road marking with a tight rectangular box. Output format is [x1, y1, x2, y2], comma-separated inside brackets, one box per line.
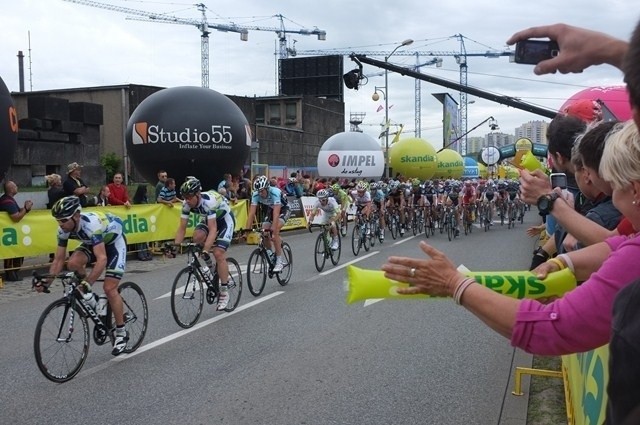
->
[364, 299, 383, 307]
[317, 251, 379, 277]
[78, 292, 284, 378]
[393, 235, 416, 245]
[155, 267, 245, 300]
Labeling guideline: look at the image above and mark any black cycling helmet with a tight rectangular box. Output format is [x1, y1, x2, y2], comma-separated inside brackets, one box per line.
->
[180, 178, 201, 195]
[51, 196, 81, 220]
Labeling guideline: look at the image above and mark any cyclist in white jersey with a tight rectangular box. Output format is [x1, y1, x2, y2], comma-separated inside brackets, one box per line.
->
[307, 189, 341, 250]
[245, 175, 291, 272]
[170, 178, 235, 311]
[35, 196, 129, 355]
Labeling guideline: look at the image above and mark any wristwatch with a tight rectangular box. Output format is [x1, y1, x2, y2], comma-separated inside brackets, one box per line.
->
[536, 192, 560, 216]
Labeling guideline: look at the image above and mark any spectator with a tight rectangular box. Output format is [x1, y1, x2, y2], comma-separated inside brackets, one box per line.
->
[155, 170, 168, 202]
[0, 181, 33, 281]
[157, 178, 180, 207]
[45, 174, 65, 209]
[63, 162, 94, 207]
[107, 172, 131, 208]
[95, 185, 110, 206]
[217, 173, 232, 197]
[132, 184, 152, 261]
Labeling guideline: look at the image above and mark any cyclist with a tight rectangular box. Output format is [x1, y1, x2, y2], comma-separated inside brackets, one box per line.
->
[481, 179, 497, 226]
[370, 182, 386, 241]
[446, 182, 462, 236]
[350, 181, 373, 230]
[331, 183, 351, 233]
[170, 178, 235, 311]
[386, 180, 406, 236]
[307, 189, 340, 250]
[35, 196, 129, 356]
[408, 178, 426, 226]
[461, 179, 477, 224]
[245, 175, 290, 272]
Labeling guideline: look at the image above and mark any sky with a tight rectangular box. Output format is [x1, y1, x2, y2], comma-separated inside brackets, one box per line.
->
[1, 0, 636, 151]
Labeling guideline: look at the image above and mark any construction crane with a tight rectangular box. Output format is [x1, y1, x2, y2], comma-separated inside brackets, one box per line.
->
[62, 1, 326, 88]
[296, 40, 511, 153]
[238, 14, 326, 59]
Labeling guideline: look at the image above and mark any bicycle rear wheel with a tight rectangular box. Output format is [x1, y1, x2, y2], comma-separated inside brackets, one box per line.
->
[314, 234, 327, 272]
[111, 281, 148, 352]
[224, 257, 243, 312]
[170, 266, 204, 328]
[276, 242, 293, 286]
[246, 249, 267, 296]
[340, 215, 348, 237]
[34, 299, 89, 383]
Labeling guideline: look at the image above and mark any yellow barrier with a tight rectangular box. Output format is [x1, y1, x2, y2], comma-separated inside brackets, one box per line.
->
[0, 200, 249, 259]
[562, 345, 609, 425]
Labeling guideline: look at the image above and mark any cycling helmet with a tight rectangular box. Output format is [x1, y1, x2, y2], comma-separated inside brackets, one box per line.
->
[412, 178, 420, 187]
[51, 196, 81, 220]
[289, 177, 297, 183]
[180, 178, 201, 195]
[389, 181, 399, 191]
[316, 189, 329, 199]
[253, 175, 269, 191]
[331, 183, 341, 193]
[370, 182, 378, 190]
[356, 181, 368, 191]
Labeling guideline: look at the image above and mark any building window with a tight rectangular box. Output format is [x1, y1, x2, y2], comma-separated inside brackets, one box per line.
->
[269, 103, 281, 125]
[255, 104, 265, 124]
[285, 102, 298, 125]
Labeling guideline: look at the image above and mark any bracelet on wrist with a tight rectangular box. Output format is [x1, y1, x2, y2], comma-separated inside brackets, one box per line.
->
[556, 254, 575, 274]
[546, 257, 566, 271]
[453, 278, 476, 305]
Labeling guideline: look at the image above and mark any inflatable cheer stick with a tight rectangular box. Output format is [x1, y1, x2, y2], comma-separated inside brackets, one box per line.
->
[346, 265, 576, 304]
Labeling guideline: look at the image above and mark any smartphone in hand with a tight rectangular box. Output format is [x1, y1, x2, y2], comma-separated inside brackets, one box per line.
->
[550, 172, 568, 189]
[514, 40, 560, 65]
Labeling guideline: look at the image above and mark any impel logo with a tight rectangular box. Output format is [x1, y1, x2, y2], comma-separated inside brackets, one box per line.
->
[132, 122, 148, 145]
[131, 122, 234, 146]
[328, 154, 340, 167]
[8, 106, 18, 133]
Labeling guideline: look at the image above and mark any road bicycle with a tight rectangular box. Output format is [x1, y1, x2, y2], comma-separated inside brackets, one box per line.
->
[336, 209, 349, 237]
[351, 209, 371, 256]
[168, 243, 242, 329]
[33, 271, 148, 383]
[309, 223, 341, 272]
[462, 204, 474, 235]
[385, 206, 401, 240]
[443, 205, 458, 242]
[245, 228, 293, 296]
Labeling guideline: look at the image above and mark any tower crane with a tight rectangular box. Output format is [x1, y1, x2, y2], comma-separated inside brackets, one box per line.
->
[62, 1, 326, 88]
[296, 40, 511, 152]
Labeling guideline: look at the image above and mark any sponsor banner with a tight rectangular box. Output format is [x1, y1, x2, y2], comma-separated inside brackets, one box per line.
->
[0, 200, 248, 259]
[282, 196, 307, 230]
[562, 346, 609, 425]
[317, 150, 384, 178]
[345, 265, 577, 304]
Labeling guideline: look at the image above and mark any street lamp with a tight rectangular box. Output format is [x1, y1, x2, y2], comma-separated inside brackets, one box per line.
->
[373, 39, 413, 178]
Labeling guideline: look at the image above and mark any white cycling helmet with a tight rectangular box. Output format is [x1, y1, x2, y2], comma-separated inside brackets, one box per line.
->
[253, 175, 269, 191]
[316, 189, 329, 199]
[356, 181, 368, 191]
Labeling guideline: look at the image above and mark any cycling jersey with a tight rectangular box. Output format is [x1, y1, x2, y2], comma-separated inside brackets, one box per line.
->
[350, 190, 371, 206]
[251, 186, 289, 211]
[312, 197, 340, 217]
[57, 211, 127, 279]
[371, 189, 385, 203]
[333, 189, 350, 206]
[448, 191, 460, 207]
[181, 190, 231, 220]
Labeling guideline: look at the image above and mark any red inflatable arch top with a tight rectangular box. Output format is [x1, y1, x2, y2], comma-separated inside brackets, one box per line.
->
[559, 86, 631, 122]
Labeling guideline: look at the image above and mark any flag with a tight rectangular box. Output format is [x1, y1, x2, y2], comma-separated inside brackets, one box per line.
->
[378, 119, 390, 139]
[391, 124, 404, 144]
[388, 104, 394, 110]
[376, 105, 383, 113]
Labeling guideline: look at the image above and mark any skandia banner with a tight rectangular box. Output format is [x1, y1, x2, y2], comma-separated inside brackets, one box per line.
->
[318, 150, 384, 178]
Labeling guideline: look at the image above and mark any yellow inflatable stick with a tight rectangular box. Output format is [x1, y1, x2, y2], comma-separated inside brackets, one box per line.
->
[520, 150, 546, 173]
[346, 266, 577, 304]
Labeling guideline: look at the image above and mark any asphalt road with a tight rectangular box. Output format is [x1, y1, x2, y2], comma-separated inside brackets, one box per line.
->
[0, 214, 539, 425]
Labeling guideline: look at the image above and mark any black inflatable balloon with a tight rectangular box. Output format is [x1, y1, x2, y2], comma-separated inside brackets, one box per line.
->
[126, 86, 251, 189]
[0, 76, 18, 183]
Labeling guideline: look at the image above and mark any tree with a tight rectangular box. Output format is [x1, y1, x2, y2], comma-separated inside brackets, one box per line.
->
[100, 152, 121, 183]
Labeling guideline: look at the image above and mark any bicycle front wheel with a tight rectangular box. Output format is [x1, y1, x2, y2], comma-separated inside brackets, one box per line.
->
[110, 281, 148, 353]
[170, 267, 204, 328]
[34, 299, 89, 383]
[314, 234, 327, 272]
[276, 242, 293, 286]
[351, 225, 361, 256]
[224, 257, 243, 312]
[247, 249, 267, 296]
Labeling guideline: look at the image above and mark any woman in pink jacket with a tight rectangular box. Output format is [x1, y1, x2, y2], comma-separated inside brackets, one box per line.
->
[382, 120, 640, 355]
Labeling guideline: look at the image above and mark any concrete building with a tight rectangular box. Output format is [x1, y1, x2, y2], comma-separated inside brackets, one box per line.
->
[515, 120, 549, 145]
[9, 85, 344, 187]
[484, 132, 515, 148]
